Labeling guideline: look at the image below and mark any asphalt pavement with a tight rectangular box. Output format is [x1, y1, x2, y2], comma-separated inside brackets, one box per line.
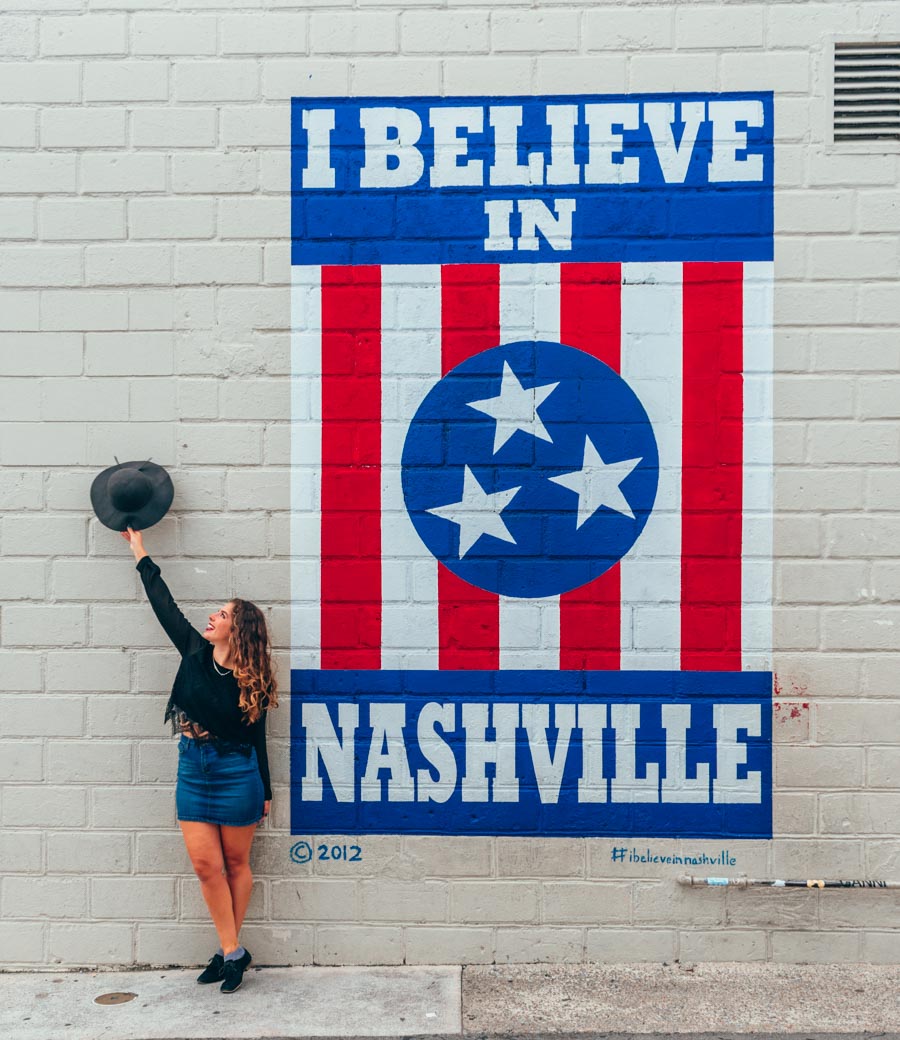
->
[0, 961, 898, 1040]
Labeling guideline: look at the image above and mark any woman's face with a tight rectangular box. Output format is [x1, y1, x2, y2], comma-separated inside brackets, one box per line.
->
[203, 602, 234, 644]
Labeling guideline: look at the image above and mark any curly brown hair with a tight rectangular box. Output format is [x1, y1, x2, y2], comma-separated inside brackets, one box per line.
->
[227, 599, 278, 725]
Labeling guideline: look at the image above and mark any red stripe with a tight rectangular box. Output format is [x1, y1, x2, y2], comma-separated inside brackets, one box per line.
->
[320, 266, 381, 669]
[681, 262, 743, 671]
[439, 265, 501, 670]
[559, 263, 622, 670]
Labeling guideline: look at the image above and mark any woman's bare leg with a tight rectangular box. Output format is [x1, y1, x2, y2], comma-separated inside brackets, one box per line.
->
[220, 822, 258, 936]
[179, 821, 239, 954]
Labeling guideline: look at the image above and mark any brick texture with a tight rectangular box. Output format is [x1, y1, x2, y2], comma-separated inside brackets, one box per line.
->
[1, 0, 898, 971]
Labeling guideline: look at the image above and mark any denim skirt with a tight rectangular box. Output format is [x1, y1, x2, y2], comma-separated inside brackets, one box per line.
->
[176, 734, 264, 827]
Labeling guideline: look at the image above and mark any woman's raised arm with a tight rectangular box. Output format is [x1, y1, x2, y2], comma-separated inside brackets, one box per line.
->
[124, 527, 205, 657]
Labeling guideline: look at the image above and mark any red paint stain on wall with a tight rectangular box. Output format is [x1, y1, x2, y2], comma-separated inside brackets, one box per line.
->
[773, 699, 810, 743]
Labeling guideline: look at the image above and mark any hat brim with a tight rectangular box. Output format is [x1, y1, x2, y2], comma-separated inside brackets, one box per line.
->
[90, 461, 174, 532]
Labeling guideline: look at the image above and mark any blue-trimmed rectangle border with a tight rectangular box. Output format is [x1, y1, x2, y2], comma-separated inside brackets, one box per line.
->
[290, 670, 772, 839]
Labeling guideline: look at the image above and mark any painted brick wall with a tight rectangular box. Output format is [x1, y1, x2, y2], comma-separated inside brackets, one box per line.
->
[1, 0, 899, 969]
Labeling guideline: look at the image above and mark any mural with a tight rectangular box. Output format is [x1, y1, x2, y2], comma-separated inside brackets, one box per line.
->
[289, 94, 774, 838]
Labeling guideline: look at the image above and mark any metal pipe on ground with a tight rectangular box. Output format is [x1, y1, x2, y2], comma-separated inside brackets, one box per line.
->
[678, 873, 900, 889]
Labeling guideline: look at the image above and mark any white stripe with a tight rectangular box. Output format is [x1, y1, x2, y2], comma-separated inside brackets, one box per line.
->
[498, 264, 561, 670]
[741, 261, 774, 670]
[619, 262, 683, 670]
[533, 263, 561, 343]
[290, 265, 322, 670]
[381, 265, 442, 669]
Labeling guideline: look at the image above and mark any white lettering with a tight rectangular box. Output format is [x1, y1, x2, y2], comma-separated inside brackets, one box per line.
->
[359, 107, 424, 189]
[708, 99, 764, 182]
[301, 109, 336, 189]
[546, 104, 580, 185]
[584, 102, 640, 184]
[661, 704, 710, 802]
[461, 702, 519, 802]
[299, 699, 766, 809]
[483, 199, 515, 251]
[644, 101, 706, 184]
[361, 703, 414, 802]
[713, 703, 761, 803]
[610, 703, 658, 802]
[517, 198, 576, 251]
[577, 704, 608, 803]
[302, 98, 768, 195]
[301, 702, 358, 802]
[416, 702, 457, 803]
[430, 107, 484, 187]
[522, 703, 575, 804]
[489, 105, 544, 186]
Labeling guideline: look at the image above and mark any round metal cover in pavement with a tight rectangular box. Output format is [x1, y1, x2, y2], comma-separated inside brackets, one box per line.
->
[94, 992, 137, 1005]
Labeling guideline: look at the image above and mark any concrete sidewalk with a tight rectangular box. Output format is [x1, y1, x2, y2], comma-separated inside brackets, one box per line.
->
[1, 962, 899, 1040]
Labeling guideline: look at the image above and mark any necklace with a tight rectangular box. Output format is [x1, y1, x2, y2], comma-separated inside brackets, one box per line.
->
[212, 657, 232, 676]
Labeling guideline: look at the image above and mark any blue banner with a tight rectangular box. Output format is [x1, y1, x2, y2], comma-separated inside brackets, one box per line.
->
[290, 92, 773, 265]
[290, 670, 772, 838]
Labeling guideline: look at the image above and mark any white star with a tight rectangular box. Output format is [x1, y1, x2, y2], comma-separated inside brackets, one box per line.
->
[427, 465, 521, 558]
[467, 361, 559, 454]
[549, 436, 642, 529]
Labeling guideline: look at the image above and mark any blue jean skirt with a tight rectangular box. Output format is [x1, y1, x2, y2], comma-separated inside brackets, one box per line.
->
[176, 735, 264, 827]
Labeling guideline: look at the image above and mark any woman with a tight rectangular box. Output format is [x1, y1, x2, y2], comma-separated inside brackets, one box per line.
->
[123, 526, 277, 994]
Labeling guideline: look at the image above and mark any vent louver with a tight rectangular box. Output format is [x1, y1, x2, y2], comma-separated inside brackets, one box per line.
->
[833, 42, 900, 142]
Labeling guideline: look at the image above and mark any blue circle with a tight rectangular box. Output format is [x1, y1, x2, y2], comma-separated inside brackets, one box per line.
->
[289, 841, 312, 864]
[401, 341, 659, 598]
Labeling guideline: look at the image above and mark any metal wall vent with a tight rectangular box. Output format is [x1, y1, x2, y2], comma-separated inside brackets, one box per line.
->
[833, 42, 900, 142]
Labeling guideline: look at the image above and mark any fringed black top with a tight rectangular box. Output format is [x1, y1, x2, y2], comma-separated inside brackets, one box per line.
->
[136, 555, 272, 801]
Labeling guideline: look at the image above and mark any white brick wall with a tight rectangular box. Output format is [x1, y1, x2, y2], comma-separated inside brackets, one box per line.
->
[2, 0, 899, 969]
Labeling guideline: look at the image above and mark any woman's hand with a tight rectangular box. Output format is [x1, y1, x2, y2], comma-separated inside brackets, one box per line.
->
[262, 799, 271, 823]
[121, 526, 149, 563]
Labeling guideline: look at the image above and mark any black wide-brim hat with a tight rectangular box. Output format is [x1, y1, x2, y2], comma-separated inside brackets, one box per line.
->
[90, 460, 174, 532]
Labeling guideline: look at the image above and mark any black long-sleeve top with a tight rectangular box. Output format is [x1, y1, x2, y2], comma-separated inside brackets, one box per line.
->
[137, 555, 272, 801]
